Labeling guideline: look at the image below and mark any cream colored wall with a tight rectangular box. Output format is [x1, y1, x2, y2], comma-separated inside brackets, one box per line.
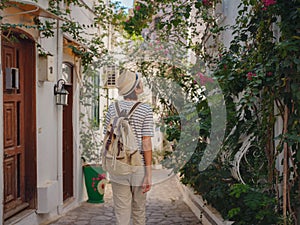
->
[1, 7, 39, 40]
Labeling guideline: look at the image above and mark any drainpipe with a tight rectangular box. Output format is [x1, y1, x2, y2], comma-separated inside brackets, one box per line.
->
[56, 3, 64, 215]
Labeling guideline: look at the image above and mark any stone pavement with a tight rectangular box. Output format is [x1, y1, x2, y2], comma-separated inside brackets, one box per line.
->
[48, 169, 202, 225]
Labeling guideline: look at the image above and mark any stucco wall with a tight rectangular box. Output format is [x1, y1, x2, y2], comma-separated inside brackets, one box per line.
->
[220, 0, 241, 49]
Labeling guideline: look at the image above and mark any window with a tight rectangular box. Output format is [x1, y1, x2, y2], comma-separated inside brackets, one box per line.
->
[103, 65, 117, 88]
[107, 73, 116, 86]
[62, 63, 72, 84]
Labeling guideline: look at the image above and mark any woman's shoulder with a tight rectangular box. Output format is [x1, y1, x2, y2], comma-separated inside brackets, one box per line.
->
[138, 102, 153, 113]
[115, 100, 152, 112]
[139, 102, 151, 108]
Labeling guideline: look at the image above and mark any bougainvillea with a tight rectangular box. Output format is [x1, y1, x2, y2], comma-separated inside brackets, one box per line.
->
[120, 0, 300, 224]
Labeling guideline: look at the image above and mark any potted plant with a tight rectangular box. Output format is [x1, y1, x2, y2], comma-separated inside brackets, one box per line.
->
[81, 157, 107, 203]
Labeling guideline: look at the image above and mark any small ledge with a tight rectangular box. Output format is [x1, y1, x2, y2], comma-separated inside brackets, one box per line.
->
[175, 176, 234, 225]
[4, 209, 37, 225]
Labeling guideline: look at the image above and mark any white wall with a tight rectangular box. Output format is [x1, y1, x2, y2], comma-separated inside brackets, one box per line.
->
[37, 35, 61, 185]
[220, 0, 241, 49]
[37, 23, 64, 216]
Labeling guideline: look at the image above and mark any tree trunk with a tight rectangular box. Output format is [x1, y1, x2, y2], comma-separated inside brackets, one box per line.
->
[283, 98, 289, 225]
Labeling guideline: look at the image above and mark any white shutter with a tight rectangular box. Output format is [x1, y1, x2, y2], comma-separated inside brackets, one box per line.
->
[103, 65, 118, 88]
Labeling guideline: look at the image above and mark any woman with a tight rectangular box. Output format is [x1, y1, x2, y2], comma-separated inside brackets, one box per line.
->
[103, 70, 154, 225]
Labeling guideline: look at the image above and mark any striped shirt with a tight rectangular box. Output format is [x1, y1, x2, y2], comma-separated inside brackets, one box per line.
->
[103, 100, 154, 153]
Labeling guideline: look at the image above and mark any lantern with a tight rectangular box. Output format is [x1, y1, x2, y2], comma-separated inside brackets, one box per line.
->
[54, 79, 69, 106]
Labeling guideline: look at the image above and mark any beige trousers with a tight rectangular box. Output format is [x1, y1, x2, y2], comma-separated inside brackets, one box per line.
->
[110, 169, 147, 225]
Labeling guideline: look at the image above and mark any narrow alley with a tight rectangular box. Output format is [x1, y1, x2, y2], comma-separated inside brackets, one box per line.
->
[46, 169, 202, 225]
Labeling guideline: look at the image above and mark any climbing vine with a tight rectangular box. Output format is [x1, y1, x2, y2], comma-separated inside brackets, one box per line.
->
[0, 0, 120, 165]
[120, 0, 300, 224]
[0, 0, 118, 71]
[2, 0, 300, 223]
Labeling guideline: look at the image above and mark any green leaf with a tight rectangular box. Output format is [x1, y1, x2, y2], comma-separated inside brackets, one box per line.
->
[296, 150, 300, 161]
[230, 44, 239, 53]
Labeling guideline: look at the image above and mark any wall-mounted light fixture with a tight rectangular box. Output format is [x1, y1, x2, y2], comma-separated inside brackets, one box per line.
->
[54, 79, 69, 106]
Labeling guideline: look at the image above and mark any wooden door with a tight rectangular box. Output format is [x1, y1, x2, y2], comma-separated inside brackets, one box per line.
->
[62, 63, 74, 201]
[2, 35, 36, 220]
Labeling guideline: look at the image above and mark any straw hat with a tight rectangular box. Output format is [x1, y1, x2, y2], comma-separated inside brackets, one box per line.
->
[117, 70, 141, 96]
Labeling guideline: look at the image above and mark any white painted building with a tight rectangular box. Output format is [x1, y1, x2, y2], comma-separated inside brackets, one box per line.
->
[0, 0, 109, 224]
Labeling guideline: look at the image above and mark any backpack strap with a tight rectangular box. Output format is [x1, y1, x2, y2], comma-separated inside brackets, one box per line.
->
[127, 102, 142, 118]
[114, 101, 141, 118]
[114, 101, 121, 117]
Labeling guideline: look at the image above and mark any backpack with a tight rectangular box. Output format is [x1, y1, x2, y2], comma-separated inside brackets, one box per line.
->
[102, 101, 143, 175]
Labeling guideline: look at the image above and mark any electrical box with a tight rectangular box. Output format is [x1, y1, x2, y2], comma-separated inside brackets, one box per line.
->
[5, 68, 19, 90]
[38, 55, 55, 82]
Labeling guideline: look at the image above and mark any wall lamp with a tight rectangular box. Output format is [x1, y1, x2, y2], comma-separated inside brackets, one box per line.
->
[54, 79, 69, 106]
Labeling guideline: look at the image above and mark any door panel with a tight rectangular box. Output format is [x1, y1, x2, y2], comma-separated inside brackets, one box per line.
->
[4, 102, 15, 148]
[62, 63, 74, 201]
[2, 35, 36, 220]
[4, 156, 16, 203]
[2, 42, 25, 217]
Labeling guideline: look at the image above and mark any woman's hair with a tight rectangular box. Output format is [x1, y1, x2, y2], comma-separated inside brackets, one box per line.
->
[124, 81, 141, 100]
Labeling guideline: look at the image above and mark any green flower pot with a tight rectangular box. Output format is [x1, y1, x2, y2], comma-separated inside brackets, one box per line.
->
[83, 164, 107, 203]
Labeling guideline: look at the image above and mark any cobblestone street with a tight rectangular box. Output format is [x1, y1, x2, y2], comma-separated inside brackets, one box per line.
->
[47, 170, 202, 225]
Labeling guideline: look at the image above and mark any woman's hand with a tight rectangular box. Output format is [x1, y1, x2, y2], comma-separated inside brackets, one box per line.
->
[142, 173, 152, 193]
[142, 136, 152, 193]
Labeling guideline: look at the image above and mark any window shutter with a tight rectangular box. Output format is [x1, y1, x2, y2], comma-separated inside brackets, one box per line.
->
[103, 66, 117, 88]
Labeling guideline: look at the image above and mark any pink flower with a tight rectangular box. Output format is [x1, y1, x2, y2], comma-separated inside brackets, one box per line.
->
[135, 5, 141, 11]
[202, 0, 211, 6]
[263, 0, 276, 8]
[266, 72, 273, 76]
[98, 174, 106, 180]
[247, 72, 256, 80]
[197, 72, 214, 85]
